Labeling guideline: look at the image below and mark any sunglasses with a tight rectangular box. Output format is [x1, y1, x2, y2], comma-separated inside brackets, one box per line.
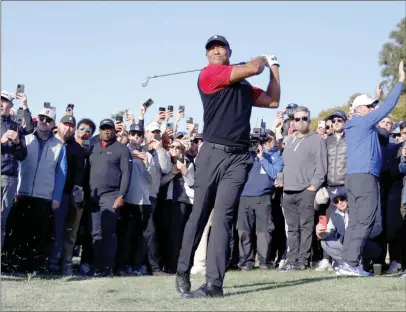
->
[325, 126, 330, 130]
[129, 131, 142, 137]
[38, 115, 53, 123]
[79, 126, 92, 133]
[294, 116, 309, 122]
[170, 145, 182, 150]
[333, 196, 347, 205]
[331, 118, 343, 124]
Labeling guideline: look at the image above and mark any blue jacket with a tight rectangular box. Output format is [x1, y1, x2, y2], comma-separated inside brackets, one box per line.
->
[1, 116, 27, 177]
[241, 147, 284, 197]
[345, 82, 403, 177]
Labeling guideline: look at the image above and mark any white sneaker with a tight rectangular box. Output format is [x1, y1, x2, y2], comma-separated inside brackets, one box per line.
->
[387, 261, 401, 274]
[190, 266, 205, 275]
[315, 259, 333, 271]
[278, 259, 287, 269]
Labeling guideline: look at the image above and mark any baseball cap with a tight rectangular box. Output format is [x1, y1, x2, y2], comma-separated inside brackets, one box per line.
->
[99, 118, 115, 129]
[175, 131, 186, 138]
[146, 122, 161, 132]
[60, 115, 76, 127]
[1, 91, 14, 104]
[351, 94, 378, 109]
[328, 186, 347, 201]
[38, 107, 56, 121]
[327, 110, 347, 121]
[205, 35, 230, 50]
[130, 124, 143, 134]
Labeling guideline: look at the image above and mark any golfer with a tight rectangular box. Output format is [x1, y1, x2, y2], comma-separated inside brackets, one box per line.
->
[175, 35, 281, 299]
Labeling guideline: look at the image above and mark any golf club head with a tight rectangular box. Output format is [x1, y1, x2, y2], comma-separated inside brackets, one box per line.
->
[142, 77, 150, 87]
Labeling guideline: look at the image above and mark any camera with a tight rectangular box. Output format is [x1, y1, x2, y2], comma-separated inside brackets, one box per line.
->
[249, 127, 267, 153]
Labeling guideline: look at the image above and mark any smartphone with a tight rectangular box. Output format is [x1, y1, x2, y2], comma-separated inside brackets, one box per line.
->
[9, 124, 18, 132]
[44, 102, 51, 108]
[318, 120, 326, 128]
[154, 133, 162, 141]
[66, 104, 74, 112]
[186, 117, 193, 124]
[194, 123, 199, 129]
[142, 98, 154, 110]
[116, 115, 124, 123]
[275, 172, 284, 185]
[168, 105, 174, 112]
[179, 105, 185, 112]
[16, 108, 24, 124]
[178, 154, 185, 164]
[83, 139, 91, 150]
[159, 107, 166, 112]
[167, 122, 173, 129]
[319, 216, 328, 228]
[16, 84, 25, 94]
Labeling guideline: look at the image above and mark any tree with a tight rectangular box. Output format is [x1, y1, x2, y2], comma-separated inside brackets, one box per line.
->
[379, 17, 406, 93]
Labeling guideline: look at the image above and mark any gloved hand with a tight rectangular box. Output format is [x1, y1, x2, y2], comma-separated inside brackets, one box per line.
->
[263, 55, 279, 68]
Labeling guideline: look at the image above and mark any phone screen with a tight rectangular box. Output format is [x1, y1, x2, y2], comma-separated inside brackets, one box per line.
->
[154, 133, 162, 141]
[319, 216, 328, 228]
[179, 105, 185, 112]
[44, 102, 51, 108]
[178, 154, 185, 163]
[66, 104, 74, 112]
[168, 105, 174, 112]
[318, 121, 326, 128]
[116, 115, 124, 123]
[186, 117, 193, 124]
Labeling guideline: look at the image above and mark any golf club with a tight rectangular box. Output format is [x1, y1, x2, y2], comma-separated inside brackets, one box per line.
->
[142, 62, 247, 87]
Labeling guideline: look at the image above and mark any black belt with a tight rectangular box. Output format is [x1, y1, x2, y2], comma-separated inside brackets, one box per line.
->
[207, 142, 249, 154]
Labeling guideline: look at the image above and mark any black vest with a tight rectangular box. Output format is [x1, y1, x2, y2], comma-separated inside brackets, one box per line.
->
[197, 75, 253, 148]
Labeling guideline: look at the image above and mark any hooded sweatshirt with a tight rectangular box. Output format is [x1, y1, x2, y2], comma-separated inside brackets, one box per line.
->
[282, 131, 327, 191]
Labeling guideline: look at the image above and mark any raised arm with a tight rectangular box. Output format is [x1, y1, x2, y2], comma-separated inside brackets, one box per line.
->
[253, 56, 281, 109]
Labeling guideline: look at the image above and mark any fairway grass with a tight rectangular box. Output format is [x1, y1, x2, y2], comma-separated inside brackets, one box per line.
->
[1, 270, 405, 311]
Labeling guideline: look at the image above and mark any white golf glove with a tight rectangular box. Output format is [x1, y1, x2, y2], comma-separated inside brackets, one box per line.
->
[263, 54, 279, 68]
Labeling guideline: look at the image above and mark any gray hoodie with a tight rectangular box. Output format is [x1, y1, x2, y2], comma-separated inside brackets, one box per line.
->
[282, 131, 327, 191]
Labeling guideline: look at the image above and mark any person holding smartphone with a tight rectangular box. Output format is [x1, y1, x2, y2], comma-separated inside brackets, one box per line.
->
[1, 91, 27, 247]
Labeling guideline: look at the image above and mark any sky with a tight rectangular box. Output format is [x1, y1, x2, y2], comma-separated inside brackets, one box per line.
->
[2, 1, 405, 132]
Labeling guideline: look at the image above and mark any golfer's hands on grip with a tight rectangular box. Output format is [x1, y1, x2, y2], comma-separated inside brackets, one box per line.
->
[262, 55, 279, 68]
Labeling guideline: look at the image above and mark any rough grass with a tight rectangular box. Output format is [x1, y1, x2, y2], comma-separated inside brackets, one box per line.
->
[1, 270, 405, 311]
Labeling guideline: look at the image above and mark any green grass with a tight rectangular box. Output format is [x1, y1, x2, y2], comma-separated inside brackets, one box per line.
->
[1, 270, 405, 311]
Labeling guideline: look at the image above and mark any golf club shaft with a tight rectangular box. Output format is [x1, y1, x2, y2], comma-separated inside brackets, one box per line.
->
[149, 62, 246, 79]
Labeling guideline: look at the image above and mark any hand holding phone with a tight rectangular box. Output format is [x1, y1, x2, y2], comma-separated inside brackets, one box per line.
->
[319, 216, 328, 229]
[116, 115, 124, 123]
[168, 105, 174, 112]
[318, 121, 326, 128]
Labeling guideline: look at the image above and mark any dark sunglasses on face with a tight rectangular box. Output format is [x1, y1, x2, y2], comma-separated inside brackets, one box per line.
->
[325, 126, 330, 130]
[333, 196, 347, 205]
[129, 131, 142, 137]
[294, 116, 309, 122]
[79, 126, 92, 133]
[331, 119, 343, 124]
[38, 115, 53, 123]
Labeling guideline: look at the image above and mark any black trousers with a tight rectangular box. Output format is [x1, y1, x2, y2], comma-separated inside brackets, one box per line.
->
[91, 194, 120, 273]
[343, 174, 379, 267]
[282, 189, 316, 266]
[267, 188, 286, 265]
[177, 143, 252, 288]
[144, 196, 160, 272]
[237, 194, 273, 268]
[2, 196, 52, 273]
[169, 201, 192, 272]
[116, 203, 149, 270]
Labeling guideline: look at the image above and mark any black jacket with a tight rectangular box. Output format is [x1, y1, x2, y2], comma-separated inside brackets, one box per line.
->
[1, 116, 27, 176]
[326, 133, 347, 186]
[89, 140, 132, 198]
[64, 139, 86, 193]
